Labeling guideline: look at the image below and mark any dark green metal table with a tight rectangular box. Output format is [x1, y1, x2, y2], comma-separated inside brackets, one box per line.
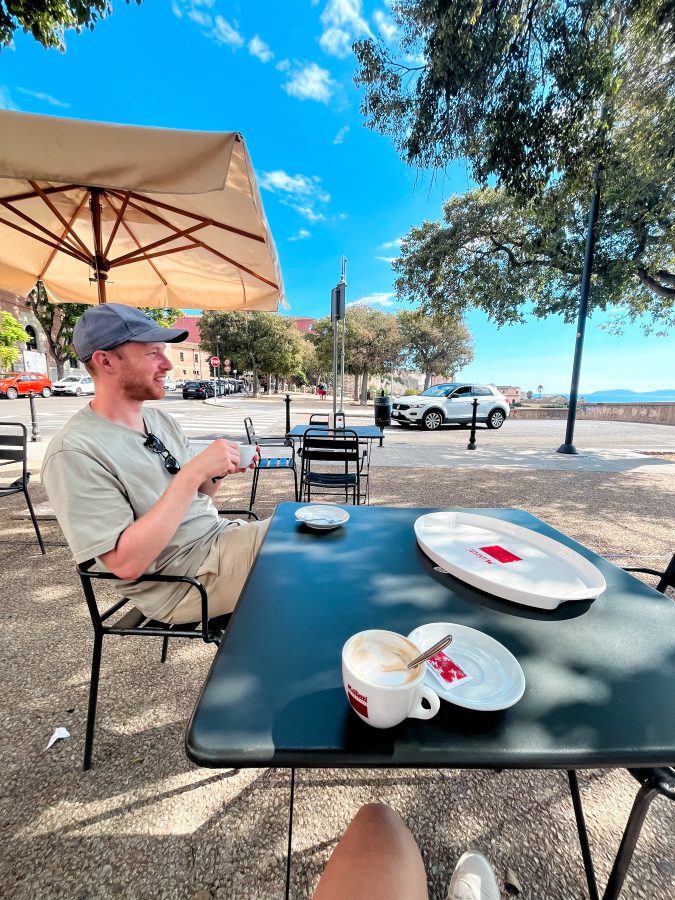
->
[287, 423, 385, 446]
[186, 504, 674, 898]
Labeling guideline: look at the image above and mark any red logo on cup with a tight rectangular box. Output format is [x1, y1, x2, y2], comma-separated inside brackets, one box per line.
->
[348, 683, 368, 718]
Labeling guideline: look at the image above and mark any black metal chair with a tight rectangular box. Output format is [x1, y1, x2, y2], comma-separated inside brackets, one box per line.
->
[78, 508, 259, 770]
[300, 428, 363, 505]
[309, 413, 330, 426]
[570, 554, 675, 900]
[0, 422, 45, 554]
[244, 417, 297, 509]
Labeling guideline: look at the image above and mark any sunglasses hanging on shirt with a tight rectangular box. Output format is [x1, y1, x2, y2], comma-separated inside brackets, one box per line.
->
[144, 433, 181, 475]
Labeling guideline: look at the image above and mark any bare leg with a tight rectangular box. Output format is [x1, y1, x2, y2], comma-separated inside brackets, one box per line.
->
[313, 803, 428, 900]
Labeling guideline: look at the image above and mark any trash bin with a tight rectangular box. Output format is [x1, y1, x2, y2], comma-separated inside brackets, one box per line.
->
[374, 391, 392, 428]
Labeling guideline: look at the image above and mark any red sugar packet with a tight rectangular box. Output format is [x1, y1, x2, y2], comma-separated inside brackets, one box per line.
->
[427, 651, 473, 689]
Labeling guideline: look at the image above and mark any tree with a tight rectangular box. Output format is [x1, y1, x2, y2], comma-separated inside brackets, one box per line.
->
[537, 385, 544, 398]
[311, 306, 403, 404]
[26, 282, 182, 379]
[1, 1, 141, 51]
[0, 311, 29, 368]
[199, 311, 303, 397]
[355, 1, 675, 329]
[393, 180, 675, 331]
[26, 283, 88, 379]
[398, 309, 473, 390]
[526, 390, 533, 400]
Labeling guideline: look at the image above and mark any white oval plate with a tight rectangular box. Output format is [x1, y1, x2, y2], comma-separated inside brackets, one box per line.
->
[295, 504, 350, 530]
[415, 511, 606, 610]
[408, 622, 526, 711]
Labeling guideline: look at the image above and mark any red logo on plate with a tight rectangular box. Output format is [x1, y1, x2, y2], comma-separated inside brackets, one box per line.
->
[480, 545, 522, 563]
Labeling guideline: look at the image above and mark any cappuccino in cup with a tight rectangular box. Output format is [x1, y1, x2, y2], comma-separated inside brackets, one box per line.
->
[342, 629, 440, 729]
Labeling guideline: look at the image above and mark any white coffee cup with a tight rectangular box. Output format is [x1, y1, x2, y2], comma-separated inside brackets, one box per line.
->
[342, 629, 440, 728]
[237, 442, 258, 469]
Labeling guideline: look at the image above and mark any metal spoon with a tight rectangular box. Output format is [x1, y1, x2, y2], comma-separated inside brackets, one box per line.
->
[407, 634, 453, 669]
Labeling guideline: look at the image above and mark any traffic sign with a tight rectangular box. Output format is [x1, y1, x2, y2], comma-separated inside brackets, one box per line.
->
[210, 356, 220, 367]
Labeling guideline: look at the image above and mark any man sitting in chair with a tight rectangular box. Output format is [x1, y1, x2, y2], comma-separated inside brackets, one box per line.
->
[42, 304, 268, 624]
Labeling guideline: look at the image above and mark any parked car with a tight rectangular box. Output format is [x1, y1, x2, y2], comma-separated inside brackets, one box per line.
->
[391, 383, 510, 430]
[0, 371, 53, 399]
[163, 376, 176, 391]
[52, 373, 95, 396]
[174, 379, 186, 390]
[183, 380, 215, 399]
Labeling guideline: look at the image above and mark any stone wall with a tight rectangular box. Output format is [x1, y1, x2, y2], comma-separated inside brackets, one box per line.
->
[511, 403, 675, 425]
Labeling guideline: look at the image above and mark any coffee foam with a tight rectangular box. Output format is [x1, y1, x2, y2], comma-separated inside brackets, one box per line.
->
[347, 633, 419, 686]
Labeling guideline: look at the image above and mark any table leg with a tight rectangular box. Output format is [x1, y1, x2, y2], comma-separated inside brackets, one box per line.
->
[285, 767, 296, 900]
[567, 770, 600, 900]
[602, 778, 660, 900]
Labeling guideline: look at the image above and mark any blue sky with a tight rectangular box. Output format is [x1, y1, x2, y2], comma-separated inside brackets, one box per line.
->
[1, 0, 673, 393]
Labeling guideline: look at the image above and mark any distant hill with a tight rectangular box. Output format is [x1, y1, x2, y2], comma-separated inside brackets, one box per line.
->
[581, 389, 675, 404]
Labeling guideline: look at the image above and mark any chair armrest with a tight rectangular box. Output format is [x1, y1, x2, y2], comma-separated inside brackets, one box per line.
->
[218, 508, 261, 521]
[622, 566, 663, 577]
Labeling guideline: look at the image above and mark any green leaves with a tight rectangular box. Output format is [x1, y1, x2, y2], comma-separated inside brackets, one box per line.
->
[0, 1, 141, 51]
[0, 311, 29, 367]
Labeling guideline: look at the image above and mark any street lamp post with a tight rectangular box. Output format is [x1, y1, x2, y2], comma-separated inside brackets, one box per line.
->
[216, 334, 221, 399]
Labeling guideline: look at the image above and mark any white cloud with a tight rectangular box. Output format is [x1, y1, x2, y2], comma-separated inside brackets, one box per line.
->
[187, 8, 212, 27]
[333, 125, 349, 145]
[375, 256, 397, 264]
[380, 237, 402, 249]
[0, 86, 18, 110]
[288, 229, 311, 242]
[16, 87, 70, 108]
[249, 35, 273, 63]
[372, 9, 397, 42]
[259, 170, 331, 222]
[212, 15, 244, 48]
[276, 58, 291, 71]
[282, 62, 335, 104]
[319, 0, 372, 58]
[349, 292, 396, 307]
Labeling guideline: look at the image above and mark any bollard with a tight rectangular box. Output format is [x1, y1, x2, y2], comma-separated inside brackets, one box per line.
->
[284, 393, 292, 434]
[467, 398, 478, 450]
[28, 390, 40, 442]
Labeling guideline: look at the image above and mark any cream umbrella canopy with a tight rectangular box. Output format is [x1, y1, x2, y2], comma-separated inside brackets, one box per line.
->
[0, 110, 285, 310]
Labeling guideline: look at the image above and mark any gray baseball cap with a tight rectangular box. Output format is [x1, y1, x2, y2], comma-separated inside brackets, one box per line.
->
[73, 304, 189, 361]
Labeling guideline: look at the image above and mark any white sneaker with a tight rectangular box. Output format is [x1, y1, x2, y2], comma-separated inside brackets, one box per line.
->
[447, 851, 501, 900]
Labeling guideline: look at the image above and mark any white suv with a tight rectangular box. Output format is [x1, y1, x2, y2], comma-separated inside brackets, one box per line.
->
[391, 383, 509, 430]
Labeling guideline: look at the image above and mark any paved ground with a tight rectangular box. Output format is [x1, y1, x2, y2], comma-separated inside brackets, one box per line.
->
[1, 398, 674, 899]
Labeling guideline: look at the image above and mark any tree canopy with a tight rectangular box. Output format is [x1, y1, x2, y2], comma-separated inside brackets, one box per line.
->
[0, 1, 140, 50]
[398, 309, 474, 389]
[0, 311, 29, 368]
[199, 311, 304, 396]
[356, 1, 675, 330]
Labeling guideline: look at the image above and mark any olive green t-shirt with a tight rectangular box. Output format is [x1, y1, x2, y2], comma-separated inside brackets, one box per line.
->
[41, 405, 231, 620]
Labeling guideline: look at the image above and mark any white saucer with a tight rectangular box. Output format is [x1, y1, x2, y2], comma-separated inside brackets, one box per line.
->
[295, 504, 350, 530]
[407, 622, 525, 711]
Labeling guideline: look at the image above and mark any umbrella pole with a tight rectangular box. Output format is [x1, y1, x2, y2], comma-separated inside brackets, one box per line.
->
[89, 188, 108, 304]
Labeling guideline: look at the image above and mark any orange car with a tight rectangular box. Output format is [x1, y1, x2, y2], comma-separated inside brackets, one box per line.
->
[0, 371, 53, 399]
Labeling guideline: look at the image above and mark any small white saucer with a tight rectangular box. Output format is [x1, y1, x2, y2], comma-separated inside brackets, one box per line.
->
[407, 622, 525, 711]
[295, 505, 350, 531]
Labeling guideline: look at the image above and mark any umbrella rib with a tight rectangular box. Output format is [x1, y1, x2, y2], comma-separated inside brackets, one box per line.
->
[103, 191, 131, 259]
[0, 197, 91, 262]
[106, 190, 278, 289]
[0, 212, 91, 265]
[112, 243, 201, 267]
[103, 193, 168, 286]
[107, 189, 266, 243]
[28, 181, 93, 258]
[39, 193, 91, 278]
[0, 183, 81, 203]
[108, 222, 210, 267]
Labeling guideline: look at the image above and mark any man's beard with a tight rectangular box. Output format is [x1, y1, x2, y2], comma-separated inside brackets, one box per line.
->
[120, 371, 164, 402]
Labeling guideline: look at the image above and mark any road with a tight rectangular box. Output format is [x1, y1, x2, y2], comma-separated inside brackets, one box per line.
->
[1, 392, 673, 452]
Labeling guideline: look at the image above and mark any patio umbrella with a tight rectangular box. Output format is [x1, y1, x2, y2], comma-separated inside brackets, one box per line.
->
[0, 110, 285, 310]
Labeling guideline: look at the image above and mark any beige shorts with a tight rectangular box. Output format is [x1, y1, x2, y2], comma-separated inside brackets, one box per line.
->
[165, 518, 270, 624]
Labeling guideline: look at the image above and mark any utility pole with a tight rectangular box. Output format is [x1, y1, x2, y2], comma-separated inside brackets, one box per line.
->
[331, 256, 346, 426]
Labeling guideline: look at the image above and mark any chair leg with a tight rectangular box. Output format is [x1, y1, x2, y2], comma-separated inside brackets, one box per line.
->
[23, 486, 46, 554]
[160, 634, 170, 663]
[292, 467, 298, 502]
[84, 634, 103, 771]
[249, 467, 259, 510]
[602, 779, 661, 900]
